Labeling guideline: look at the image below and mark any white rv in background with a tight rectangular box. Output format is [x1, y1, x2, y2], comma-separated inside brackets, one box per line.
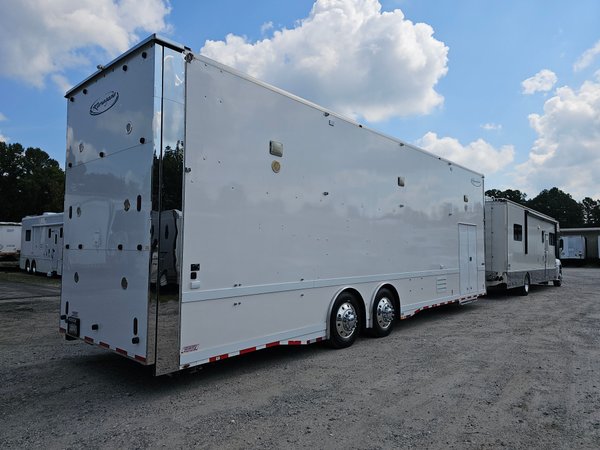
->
[60, 35, 486, 375]
[19, 213, 64, 276]
[0, 222, 22, 259]
[559, 235, 586, 261]
[485, 198, 562, 295]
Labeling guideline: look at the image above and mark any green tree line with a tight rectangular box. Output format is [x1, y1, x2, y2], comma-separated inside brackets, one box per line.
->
[485, 188, 600, 228]
[0, 141, 65, 222]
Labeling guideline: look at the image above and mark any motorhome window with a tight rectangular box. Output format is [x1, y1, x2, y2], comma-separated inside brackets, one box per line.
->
[541, 231, 545, 243]
[54, 235, 57, 244]
[60, 227, 63, 238]
[513, 224, 523, 241]
[25, 230, 31, 241]
[48, 229, 52, 239]
[549, 232, 555, 246]
[559, 238, 564, 249]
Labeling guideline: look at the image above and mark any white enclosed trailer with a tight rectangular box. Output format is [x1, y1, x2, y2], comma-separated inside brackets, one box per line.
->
[0, 222, 22, 259]
[60, 35, 486, 375]
[19, 213, 64, 275]
[559, 235, 586, 261]
[485, 198, 561, 294]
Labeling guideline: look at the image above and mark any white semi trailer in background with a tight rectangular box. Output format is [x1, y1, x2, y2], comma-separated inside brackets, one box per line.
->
[61, 35, 486, 375]
[559, 235, 586, 261]
[485, 198, 562, 295]
[0, 222, 22, 260]
[19, 213, 64, 276]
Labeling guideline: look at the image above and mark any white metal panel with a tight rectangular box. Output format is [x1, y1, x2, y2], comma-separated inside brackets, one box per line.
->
[180, 55, 486, 362]
[61, 42, 157, 360]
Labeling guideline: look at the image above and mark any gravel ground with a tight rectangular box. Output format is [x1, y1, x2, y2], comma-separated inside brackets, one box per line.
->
[0, 268, 599, 449]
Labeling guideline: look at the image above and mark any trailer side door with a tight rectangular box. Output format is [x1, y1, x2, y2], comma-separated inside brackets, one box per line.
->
[459, 223, 477, 295]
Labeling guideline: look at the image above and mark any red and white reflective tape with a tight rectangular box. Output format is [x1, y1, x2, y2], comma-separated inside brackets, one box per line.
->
[399, 296, 479, 320]
[58, 327, 147, 363]
[207, 337, 324, 363]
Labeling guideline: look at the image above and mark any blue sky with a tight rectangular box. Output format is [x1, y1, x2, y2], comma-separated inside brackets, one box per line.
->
[1, 0, 599, 200]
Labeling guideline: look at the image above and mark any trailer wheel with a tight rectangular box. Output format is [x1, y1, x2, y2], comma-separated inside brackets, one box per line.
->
[25, 259, 30, 273]
[31, 261, 37, 275]
[370, 288, 396, 338]
[519, 274, 530, 296]
[329, 292, 360, 349]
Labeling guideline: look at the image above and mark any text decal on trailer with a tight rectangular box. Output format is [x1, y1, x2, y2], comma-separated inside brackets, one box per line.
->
[89, 91, 119, 115]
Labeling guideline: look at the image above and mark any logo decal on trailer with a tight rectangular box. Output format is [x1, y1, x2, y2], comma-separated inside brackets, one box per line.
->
[181, 344, 199, 354]
[89, 91, 119, 115]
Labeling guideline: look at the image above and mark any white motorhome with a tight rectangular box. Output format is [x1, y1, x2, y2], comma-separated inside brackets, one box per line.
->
[0, 222, 22, 259]
[19, 213, 64, 276]
[60, 35, 486, 375]
[559, 235, 586, 261]
[485, 198, 561, 294]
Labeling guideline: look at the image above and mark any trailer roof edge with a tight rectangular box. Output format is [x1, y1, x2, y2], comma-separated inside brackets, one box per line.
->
[65, 34, 187, 98]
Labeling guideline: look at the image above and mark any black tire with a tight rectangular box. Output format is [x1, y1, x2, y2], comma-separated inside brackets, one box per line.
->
[329, 292, 360, 349]
[370, 288, 396, 338]
[519, 274, 530, 296]
[25, 259, 30, 273]
[31, 261, 37, 275]
[553, 279, 562, 287]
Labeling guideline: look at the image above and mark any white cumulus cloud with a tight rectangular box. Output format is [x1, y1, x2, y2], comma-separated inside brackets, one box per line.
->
[481, 123, 502, 131]
[521, 69, 557, 95]
[0, 0, 171, 90]
[515, 75, 600, 200]
[0, 112, 6, 122]
[260, 21, 274, 35]
[417, 132, 515, 174]
[574, 40, 600, 72]
[200, 0, 448, 122]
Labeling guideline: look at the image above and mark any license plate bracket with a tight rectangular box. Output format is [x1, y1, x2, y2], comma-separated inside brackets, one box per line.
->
[66, 316, 80, 338]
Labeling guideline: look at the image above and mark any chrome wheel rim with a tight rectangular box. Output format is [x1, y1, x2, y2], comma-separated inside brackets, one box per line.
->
[376, 297, 395, 330]
[335, 302, 358, 339]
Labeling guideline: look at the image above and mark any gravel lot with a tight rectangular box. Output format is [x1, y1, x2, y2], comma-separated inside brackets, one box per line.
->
[0, 268, 599, 449]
